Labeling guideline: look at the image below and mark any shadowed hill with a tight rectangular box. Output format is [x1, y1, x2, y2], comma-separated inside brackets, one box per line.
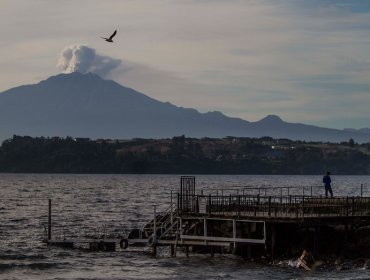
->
[0, 72, 369, 143]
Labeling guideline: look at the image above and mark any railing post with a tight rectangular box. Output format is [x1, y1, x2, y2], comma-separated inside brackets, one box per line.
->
[204, 218, 207, 245]
[177, 193, 180, 213]
[352, 196, 355, 216]
[237, 195, 240, 217]
[302, 196, 305, 219]
[280, 188, 283, 204]
[48, 199, 51, 240]
[233, 219, 237, 249]
[346, 197, 349, 216]
[361, 184, 363, 197]
[268, 196, 271, 217]
[171, 190, 173, 224]
[154, 205, 157, 237]
[209, 194, 212, 217]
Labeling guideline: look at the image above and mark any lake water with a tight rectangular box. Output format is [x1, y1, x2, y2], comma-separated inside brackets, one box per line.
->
[1, 174, 370, 280]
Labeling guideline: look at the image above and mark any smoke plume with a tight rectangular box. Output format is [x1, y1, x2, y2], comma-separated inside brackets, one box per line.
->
[57, 45, 121, 78]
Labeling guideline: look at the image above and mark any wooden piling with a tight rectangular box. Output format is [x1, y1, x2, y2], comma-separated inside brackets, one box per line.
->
[151, 246, 157, 256]
[171, 245, 175, 257]
[344, 221, 349, 258]
[247, 222, 251, 260]
[48, 199, 51, 240]
[271, 225, 275, 263]
[313, 227, 318, 259]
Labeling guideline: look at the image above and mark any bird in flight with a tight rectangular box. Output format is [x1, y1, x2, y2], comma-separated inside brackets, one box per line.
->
[101, 30, 117, 42]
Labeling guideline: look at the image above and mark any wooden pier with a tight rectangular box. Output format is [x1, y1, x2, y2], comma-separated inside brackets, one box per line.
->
[44, 176, 370, 261]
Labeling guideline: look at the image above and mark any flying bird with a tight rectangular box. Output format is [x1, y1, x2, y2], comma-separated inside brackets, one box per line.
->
[101, 30, 117, 42]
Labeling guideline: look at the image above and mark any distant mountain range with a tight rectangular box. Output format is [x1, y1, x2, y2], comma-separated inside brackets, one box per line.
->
[0, 72, 369, 143]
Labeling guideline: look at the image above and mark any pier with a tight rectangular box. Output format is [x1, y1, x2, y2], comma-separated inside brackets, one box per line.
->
[43, 176, 370, 261]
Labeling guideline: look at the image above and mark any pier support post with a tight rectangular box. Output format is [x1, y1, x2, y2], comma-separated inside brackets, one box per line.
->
[48, 199, 52, 240]
[151, 246, 157, 256]
[154, 205, 157, 238]
[313, 227, 318, 259]
[171, 245, 175, 257]
[305, 227, 309, 248]
[344, 221, 348, 258]
[271, 225, 275, 263]
[233, 220, 237, 250]
[247, 222, 252, 260]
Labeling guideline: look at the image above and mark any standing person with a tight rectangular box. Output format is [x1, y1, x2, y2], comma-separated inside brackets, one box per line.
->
[323, 172, 333, 198]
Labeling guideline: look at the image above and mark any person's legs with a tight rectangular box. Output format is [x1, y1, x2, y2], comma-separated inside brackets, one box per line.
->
[328, 186, 333, 198]
[325, 188, 329, 198]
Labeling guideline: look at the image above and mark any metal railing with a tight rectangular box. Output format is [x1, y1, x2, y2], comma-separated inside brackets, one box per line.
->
[43, 221, 128, 241]
[178, 194, 370, 219]
[140, 202, 178, 238]
[208, 184, 365, 198]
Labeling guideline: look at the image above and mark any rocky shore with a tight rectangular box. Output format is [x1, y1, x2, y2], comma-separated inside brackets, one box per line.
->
[271, 224, 370, 271]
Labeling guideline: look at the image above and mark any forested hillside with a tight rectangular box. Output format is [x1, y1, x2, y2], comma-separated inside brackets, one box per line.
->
[0, 135, 369, 174]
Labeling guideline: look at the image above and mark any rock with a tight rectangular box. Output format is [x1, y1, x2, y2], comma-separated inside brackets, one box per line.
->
[354, 225, 370, 239]
[343, 243, 360, 259]
[335, 257, 344, 265]
[336, 264, 348, 270]
[357, 236, 370, 247]
[355, 236, 370, 257]
[364, 259, 370, 269]
[335, 225, 345, 232]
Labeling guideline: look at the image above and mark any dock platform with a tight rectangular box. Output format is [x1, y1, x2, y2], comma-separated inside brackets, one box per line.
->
[43, 176, 370, 260]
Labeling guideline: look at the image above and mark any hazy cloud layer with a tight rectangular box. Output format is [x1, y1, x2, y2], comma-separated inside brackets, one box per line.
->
[1, 1, 370, 129]
[57, 45, 121, 78]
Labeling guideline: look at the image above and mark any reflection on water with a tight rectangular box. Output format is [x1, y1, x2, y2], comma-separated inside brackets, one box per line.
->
[0, 174, 369, 279]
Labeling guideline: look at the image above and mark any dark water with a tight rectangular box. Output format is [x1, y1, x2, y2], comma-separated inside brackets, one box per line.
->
[0, 174, 369, 280]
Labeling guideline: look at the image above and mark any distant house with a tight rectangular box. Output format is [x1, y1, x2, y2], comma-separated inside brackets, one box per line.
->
[272, 145, 295, 150]
[321, 148, 338, 155]
[276, 138, 293, 145]
[216, 155, 223, 161]
[345, 149, 357, 154]
[73, 137, 91, 142]
[262, 141, 275, 146]
[263, 151, 284, 159]
[260, 136, 274, 142]
[204, 152, 216, 159]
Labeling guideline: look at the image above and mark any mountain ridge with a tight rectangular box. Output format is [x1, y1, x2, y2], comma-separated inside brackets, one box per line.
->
[0, 72, 369, 143]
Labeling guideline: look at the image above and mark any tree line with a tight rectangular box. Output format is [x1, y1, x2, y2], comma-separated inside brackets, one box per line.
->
[0, 135, 369, 175]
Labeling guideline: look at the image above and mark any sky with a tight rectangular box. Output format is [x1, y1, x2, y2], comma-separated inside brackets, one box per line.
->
[1, 0, 370, 130]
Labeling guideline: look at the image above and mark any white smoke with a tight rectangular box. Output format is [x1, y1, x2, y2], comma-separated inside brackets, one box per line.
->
[57, 45, 121, 78]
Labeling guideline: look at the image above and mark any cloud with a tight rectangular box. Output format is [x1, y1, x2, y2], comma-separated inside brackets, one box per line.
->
[56, 45, 121, 78]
